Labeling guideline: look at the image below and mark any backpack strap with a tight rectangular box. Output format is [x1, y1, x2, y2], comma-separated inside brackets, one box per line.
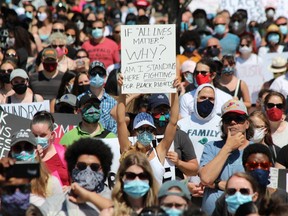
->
[96, 129, 111, 138]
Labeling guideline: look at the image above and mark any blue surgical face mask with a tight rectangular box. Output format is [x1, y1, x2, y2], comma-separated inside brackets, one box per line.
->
[123, 180, 150, 198]
[82, 105, 101, 124]
[137, 131, 154, 146]
[92, 28, 103, 39]
[222, 67, 235, 75]
[249, 169, 270, 187]
[25, 11, 33, 20]
[163, 208, 184, 216]
[225, 192, 253, 214]
[126, 20, 136, 25]
[128, 7, 136, 14]
[90, 74, 105, 88]
[267, 33, 280, 43]
[197, 99, 214, 118]
[181, 22, 188, 32]
[1, 190, 30, 215]
[36, 137, 49, 150]
[279, 25, 288, 35]
[11, 151, 35, 161]
[214, 24, 226, 35]
[185, 73, 194, 84]
[72, 166, 105, 193]
[184, 46, 195, 53]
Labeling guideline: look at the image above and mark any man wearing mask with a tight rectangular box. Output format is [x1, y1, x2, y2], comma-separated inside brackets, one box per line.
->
[192, 9, 213, 39]
[199, 99, 253, 215]
[81, 20, 120, 68]
[5, 68, 43, 103]
[276, 16, 288, 43]
[60, 93, 116, 146]
[178, 84, 222, 208]
[204, 38, 222, 59]
[229, 11, 248, 37]
[179, 58, 232, 117]
[30, 48, 64, 105]
[259, 6, 275, 36]
[147, 93, 198, 180]
[201, 15, 240, 55]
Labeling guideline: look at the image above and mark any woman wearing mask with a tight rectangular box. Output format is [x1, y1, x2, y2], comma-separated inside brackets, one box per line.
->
[74, 49, 90, 74]
[31, 111, 69, 186]
[216, 55, 251, 108]
[4, 69, 43, 104]
[117, 74, 179, 185]
[249, 110, 280, 164]
[100, 152, 159, 216]
[0, 60, 15, 103]
[176, 30, 201, 81]
[9, 130, 63, 207]
[263, 91, 288, 148]
[71, 72, 90, 96]
[212, 172, 259, 216]
[65, 22, 81, 51]
[71, 12, 89, 43]
[32, 6, 53, 51]
[258, 24, 284, 57]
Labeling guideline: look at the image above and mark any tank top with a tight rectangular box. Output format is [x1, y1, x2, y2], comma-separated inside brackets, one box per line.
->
[149, 148, 165, 185]
[7, 94, 36, 104]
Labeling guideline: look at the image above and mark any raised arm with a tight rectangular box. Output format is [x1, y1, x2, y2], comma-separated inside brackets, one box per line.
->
[157, 79, 180, 164]
[116, 74, 131, 153]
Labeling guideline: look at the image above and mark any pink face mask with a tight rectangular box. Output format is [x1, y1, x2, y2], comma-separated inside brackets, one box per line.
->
[55, 47, 65, 58]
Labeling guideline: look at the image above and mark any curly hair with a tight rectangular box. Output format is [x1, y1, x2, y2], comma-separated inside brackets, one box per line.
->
[180, 30, 201, 48]
[112, 152, 159, 216]
[64, 137, 113, 180]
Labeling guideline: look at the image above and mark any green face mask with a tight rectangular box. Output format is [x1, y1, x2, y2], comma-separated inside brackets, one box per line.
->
[82, 105, 101, 124]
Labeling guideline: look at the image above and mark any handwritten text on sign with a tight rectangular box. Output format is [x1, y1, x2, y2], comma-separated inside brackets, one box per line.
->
[121, 24, 176, 94]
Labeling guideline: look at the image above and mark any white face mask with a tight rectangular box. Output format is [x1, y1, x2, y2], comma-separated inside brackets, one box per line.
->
[239, 46, 252, 54]
[37, 12, 48, 22]
[251, 128, 265, 143]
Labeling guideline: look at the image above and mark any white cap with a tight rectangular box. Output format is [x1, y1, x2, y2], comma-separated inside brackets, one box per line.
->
[10, 69, 29, 81]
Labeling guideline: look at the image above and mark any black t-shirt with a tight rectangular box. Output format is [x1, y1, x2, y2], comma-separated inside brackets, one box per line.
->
[276, 145, 288, 167]
[29, 71, 64, 100]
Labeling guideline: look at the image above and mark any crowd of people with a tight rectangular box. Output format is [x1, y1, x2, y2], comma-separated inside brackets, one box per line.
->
[2, 0, 288, 215]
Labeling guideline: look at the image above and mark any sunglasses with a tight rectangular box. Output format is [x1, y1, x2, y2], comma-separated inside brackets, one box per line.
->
[215, 23, 226, 26]
[207, 45, 218, 49]
[222, 115, 247, 124]
[92, 27, 103, 30]
[1, 184, 31, 195]
[76, 162, 101, 172]
[226, 188, 250, 196]
[240, 44, 250, 47]
[5, 53, 17, 57]
[51, 44, 65, 49]
[0, 69, 13, 74]
[195, 70, 210, 76]
[114, 30, 121, 34]
[76, 55, 88, 59]
[277, 23, 287, 26]
[124, 172, 149, 180]
[245, 161, 271, 171]
[11, 142, 35, 153]
[89, 70, 106, 77]
[161, 203, 187, 209]
[137, 127, 155, 134]
[266, 103, 283, 109]
[52, 28, 65, 33]
[153, 112, 170, 119]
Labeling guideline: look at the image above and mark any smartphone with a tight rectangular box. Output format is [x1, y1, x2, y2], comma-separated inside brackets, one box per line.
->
[5, 161, 40, 179]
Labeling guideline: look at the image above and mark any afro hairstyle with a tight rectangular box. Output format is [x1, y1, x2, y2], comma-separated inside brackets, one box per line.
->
[65, 137, 113, 180]
[242, 143, 273, 167]
[180, 30, 201, 48]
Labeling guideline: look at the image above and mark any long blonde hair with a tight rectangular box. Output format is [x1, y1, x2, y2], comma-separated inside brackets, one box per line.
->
[112, 152, 159, 216]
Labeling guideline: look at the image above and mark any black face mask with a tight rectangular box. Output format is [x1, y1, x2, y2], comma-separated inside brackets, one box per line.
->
[207, 47, 220, 57]
[12, 83, 27, 94]
[78, 84, 90, 95]
[197, 99, 214, 118]
[0, 73, 10, 83]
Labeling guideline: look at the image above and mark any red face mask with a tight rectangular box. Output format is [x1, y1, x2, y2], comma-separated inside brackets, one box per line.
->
[266, 107, 283, 121]
[43, 62, 58, 72]
[196, 73, 211, 85]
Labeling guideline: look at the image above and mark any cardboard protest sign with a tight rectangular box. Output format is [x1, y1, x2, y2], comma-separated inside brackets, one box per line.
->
[0, 100, 50, 119]
[219, 0, 265, 23]
[236, 64, 265, 104]
[188, 0, 220, 15]
[0, 111, 31, 158]
[121, 24, 176, 94]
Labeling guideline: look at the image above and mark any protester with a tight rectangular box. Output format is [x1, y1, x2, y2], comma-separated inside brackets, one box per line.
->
[158, 180, 191, 216]
[263, 91, 288, 148]
[199, 99, 253, 215]
[100, 152, 159, 216]
[71, 72, 90, 96]
[117, 74, 179, 185]
[0, 60, 16, 103]
[31, 111, 69, 186]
